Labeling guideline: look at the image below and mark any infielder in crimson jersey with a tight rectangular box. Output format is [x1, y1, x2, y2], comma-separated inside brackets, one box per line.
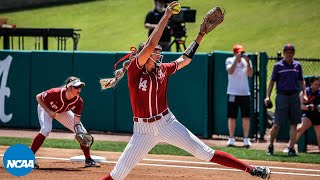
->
[30, 76, 100, 168]
[100, 2, 270, 180]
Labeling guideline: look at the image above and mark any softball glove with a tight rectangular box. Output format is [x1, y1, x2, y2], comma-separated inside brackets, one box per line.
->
[199, 6, 225, 36]
[75, 133, 94, 147]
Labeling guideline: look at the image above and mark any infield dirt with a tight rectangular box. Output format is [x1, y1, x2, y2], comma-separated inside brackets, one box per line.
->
[0, 129, 319, 180]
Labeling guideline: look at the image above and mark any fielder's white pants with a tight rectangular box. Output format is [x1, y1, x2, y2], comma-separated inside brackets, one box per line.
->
[110, 109, 215, 180]
[37, 104, 87, 137]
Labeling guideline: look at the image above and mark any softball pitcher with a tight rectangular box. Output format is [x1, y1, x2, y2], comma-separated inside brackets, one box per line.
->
[30, 76, 100, 168]
[100, 2, 270, 180]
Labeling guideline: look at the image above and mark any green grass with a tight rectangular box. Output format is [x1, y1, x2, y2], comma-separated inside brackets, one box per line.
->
[1, 0, 320, 57]
[0, 136, 319, 164]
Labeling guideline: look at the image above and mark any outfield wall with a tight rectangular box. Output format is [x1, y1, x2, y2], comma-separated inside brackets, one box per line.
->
[0, 50, 316, 147]
[0, 50, 211, 137]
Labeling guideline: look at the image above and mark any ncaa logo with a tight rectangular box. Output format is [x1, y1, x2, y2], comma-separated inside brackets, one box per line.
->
[3, 144, 35, 176]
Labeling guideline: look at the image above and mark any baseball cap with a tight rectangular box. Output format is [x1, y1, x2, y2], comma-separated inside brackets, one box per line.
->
[66, 78, 85, 88]
[233, 44, 244, 53]
[283, 43, 295, 52]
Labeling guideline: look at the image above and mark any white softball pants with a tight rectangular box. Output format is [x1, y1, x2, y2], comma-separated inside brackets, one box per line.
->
[37, 104, 87, 137]
[110, 109, 215, 180]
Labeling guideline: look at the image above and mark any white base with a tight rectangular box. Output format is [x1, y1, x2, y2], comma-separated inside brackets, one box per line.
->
[69, 155, 106, 162]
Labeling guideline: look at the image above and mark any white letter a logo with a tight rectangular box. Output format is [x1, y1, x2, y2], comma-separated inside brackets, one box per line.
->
[0, 55, 13, 123]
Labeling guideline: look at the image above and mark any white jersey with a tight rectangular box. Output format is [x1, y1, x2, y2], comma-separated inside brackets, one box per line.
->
[225, 56, 251, 96]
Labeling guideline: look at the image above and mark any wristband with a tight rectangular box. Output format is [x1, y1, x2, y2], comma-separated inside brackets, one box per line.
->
[183, 41, 199, 59]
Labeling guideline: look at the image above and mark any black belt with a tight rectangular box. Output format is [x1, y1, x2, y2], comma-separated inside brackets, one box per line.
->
[133, 109, 169, 123]
[277, 90, 299, 96]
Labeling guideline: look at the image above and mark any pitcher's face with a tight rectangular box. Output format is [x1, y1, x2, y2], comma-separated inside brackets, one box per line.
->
[149, 49, 163, 66]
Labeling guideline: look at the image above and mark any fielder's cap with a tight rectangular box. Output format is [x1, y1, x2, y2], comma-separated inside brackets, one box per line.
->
[138, 43, 162, 52]
[66, 78, 85, 88]
[233, 44, 244, 53]
[283, 43, 295, 52]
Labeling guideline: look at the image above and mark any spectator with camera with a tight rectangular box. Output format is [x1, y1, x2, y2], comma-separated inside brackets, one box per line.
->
[284, 76, 320, 153]
[265, 44, 306, 156]
[144, 0, 171, 51]
[225, 44, 253, 148]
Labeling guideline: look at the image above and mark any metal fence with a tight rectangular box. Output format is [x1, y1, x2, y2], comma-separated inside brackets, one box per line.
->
[268, 51, 320, 76]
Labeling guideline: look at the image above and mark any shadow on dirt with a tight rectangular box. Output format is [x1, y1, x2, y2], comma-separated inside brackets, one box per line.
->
[36, 167, 83, 171]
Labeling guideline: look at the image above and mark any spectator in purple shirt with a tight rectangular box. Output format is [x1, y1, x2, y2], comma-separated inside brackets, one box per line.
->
[264, 43, 307, 156]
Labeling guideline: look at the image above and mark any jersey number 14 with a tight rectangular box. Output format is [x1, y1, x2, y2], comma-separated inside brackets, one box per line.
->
[139, 78, 147, 91]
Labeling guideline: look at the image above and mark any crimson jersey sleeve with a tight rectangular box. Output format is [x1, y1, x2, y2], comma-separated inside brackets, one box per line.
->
[127, 57, 143, 83]
[41, 88, 57, 104]
[162, 61, 178, 75]
[73, 97, 83, 117]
